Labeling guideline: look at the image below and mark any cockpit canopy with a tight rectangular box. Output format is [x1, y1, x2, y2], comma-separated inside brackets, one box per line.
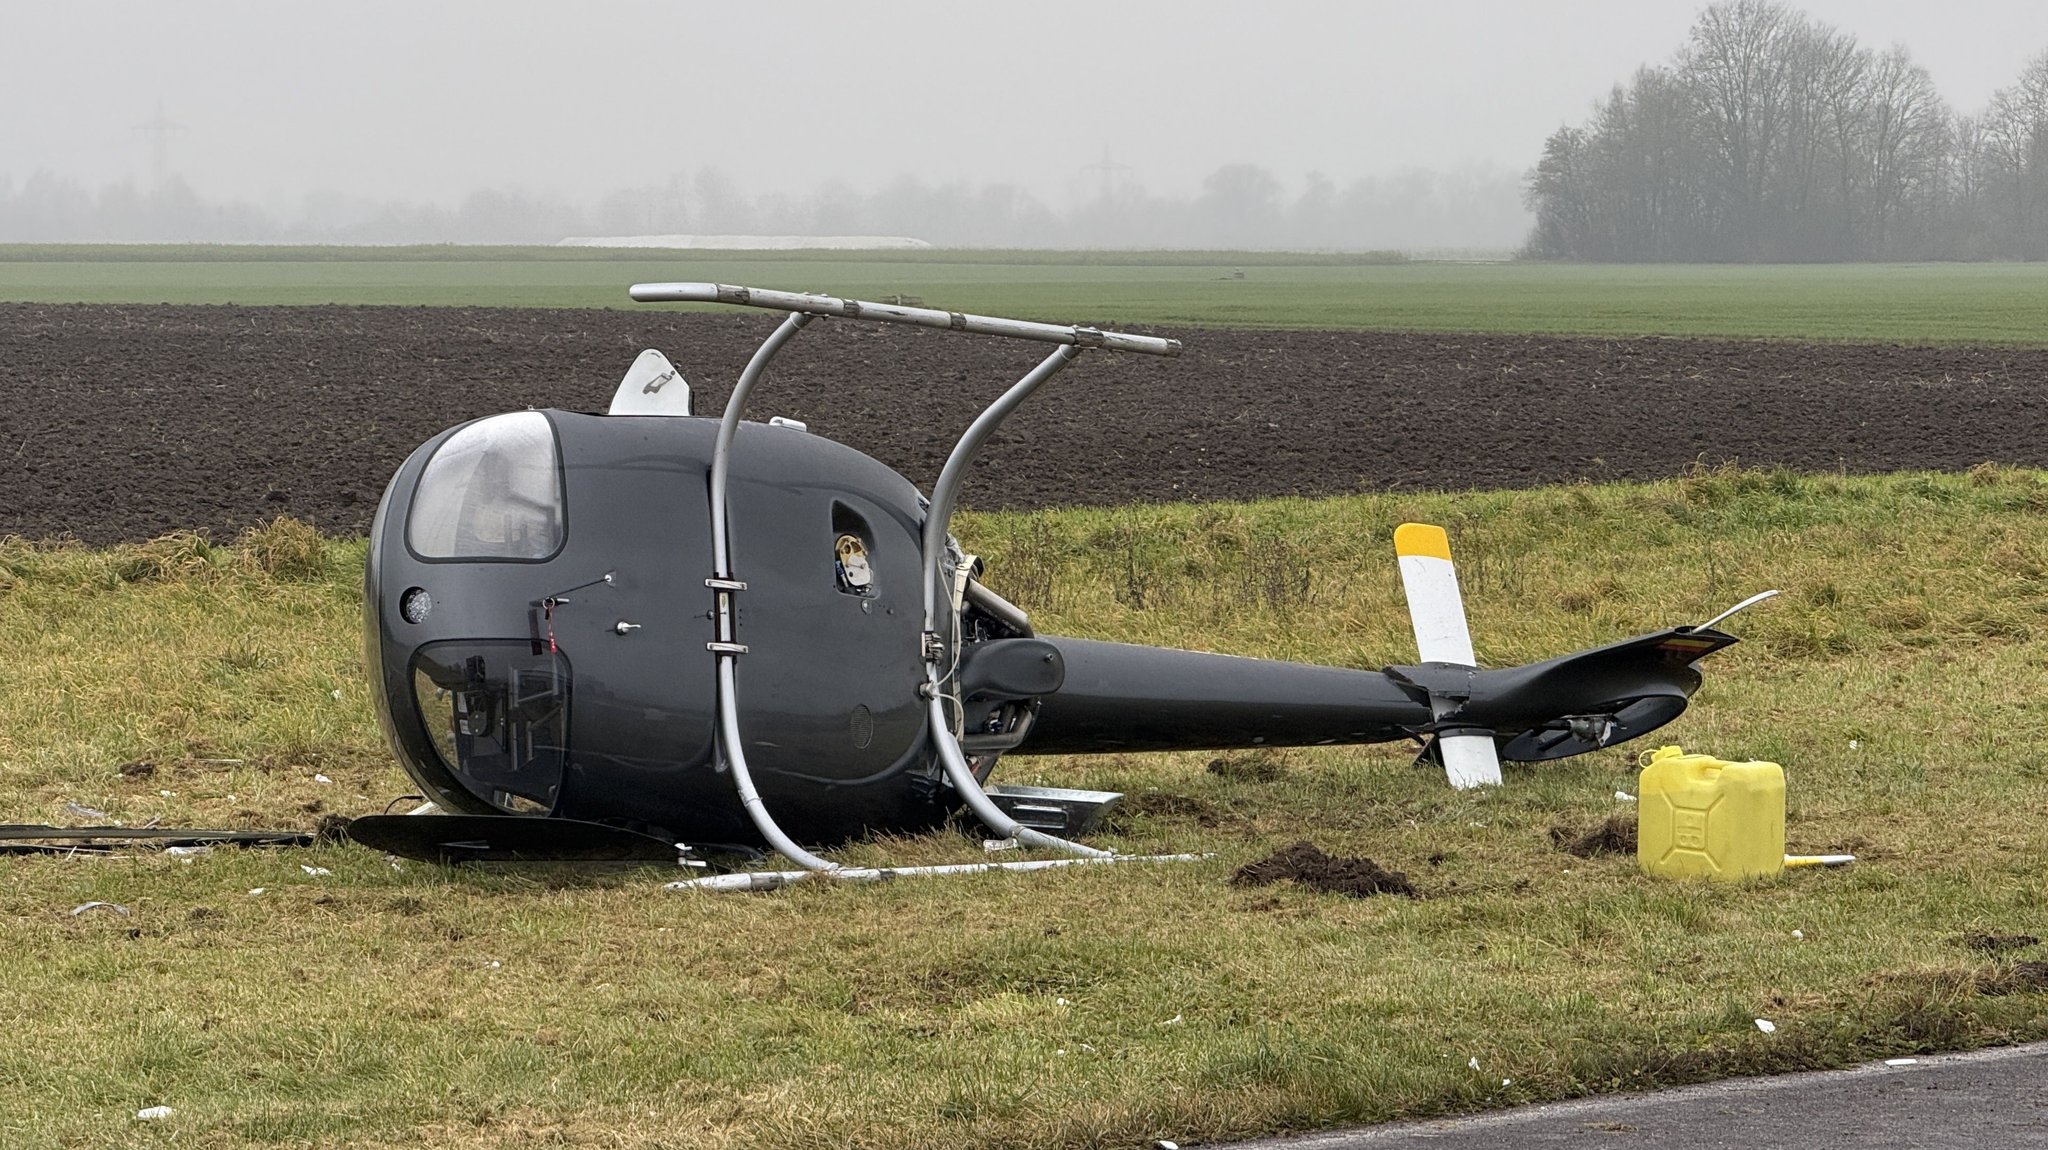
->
[406, 411, 564, 561]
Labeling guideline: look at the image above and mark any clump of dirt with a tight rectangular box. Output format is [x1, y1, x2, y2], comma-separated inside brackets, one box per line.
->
[1206, 751, 1286, 783]
[1977, 962, 2048, 996]
[1107, 791, 1224, 829]
[1551, 814, 1638, 858]
[1232, 840, 1418, 899]
[117, 759, 155, 778]
[1955, 931, 2041, 954]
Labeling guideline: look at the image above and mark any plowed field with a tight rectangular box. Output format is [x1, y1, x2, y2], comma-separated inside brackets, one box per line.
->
[5, 303, 2045, 544]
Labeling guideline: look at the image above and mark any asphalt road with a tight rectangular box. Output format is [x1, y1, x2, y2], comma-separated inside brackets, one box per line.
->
[1211, 1042, 2048, 1149]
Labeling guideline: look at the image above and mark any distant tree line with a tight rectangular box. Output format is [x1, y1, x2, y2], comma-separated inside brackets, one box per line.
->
[1526, 0, 2048, 261]
[0, 163, 1530, 252]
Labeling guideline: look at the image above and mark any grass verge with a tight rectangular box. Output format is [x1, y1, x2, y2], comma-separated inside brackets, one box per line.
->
[3, 472, 2048, 1148]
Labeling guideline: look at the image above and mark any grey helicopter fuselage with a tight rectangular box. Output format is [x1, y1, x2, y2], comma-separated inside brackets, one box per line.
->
[365, 401, 1734, 850]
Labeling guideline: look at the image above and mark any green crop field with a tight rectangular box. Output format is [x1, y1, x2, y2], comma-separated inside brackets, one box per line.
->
[4, 472, 2048, 1149]
[2, 245, 2046, 344]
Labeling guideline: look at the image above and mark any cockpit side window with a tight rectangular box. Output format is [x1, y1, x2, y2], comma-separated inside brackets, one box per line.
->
[406, 412, 565, 561]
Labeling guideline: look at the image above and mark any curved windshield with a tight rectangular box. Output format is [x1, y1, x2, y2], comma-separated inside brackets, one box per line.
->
[407, 412, 564, 560]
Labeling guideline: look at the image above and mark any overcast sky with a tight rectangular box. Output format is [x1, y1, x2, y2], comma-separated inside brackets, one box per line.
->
[4, 0, 2045, 211]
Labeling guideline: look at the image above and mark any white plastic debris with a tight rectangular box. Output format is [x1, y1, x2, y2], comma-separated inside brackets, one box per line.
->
[158, 790, 176, 798]
[1469, 1056, 1481, 1070]
[247, 888, 266, 896]
[312, 774, 333, 785]
[1158, 1014, 1183, 1027]
[69, 901, 129, 917]
[329, 689, 343, 700]
[1156, 1141, 1181, 1150]
[135, 1106, 174, 1121]
[1850, 739, 1861, 750]
[1615, 790, 1636, 802]
[1792, 929, 1805, 940]
[1885, 1058, 1919, 1067]
[483, 960, 502, 970]
[1056, 998, 1071, 1007]
[166, 845, 210, 858]
[1502, 1078, 1512, 1087]
[300, 865, 332, 877]
[982, 838, 1020, 852]
[1755, 1018, 1777, 1034]
[62, 801, 111, 821]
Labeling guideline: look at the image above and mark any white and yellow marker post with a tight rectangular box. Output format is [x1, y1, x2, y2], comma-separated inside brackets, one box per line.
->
[1393, 523, 1504, 789]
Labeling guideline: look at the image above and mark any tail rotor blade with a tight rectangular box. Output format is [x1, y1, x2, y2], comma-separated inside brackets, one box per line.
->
[1394, 523, 1477, 666]
[1394, 523, 1502, 789]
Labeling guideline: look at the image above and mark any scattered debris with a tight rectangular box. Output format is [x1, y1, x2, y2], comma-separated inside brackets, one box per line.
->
[1793, 930, 1805, 940]
[164, 845, 211, 858]
[312, 774, 334, 785]
[1468, 1057, 1481, 1070]
[118, 760, 156, 778]
[300, 865, 332, 877]
[1885, 1058, 1920, 1067]
[982, 838, 1020, 853]
[313, 814, 352, 843]
[69, 901, 129, 917]
[1954, 931, 2040, 954]
[1614, 790, 1636, 802]
[1754, 1018, 1777, 1034]
[247, 888, 266, 896]
[1233, 841, 1418, 898]
[135, 1106, 174, 1121]
[1157, 1014, 1183, 1027]
[1550, 815, 1637, 858]
[62, 801, 112, 822]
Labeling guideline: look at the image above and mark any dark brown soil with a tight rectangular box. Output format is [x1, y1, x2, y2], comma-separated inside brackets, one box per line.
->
[1954, 931, 2041, 954]
[1978, 961, 2048, 996]
[6, 303, 2048, 544]
[1232, 840, 1418, 898]
[1551, 814, 1639, 858]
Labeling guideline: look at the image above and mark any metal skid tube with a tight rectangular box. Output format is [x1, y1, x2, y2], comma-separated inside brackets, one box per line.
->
[666, 853, 1205, 893]
[630, 282, 1181, 357]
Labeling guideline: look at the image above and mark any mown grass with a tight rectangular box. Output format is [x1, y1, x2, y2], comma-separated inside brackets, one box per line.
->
[4, 472, 2048, 1148]
[1, 248, 2046, 344]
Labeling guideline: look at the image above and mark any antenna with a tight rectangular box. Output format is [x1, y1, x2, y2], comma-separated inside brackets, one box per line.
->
[1080, 144, 1133, 202]
[134, 100, 186, 185]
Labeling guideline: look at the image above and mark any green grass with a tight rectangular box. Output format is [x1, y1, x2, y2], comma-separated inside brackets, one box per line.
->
[5, 472, 2048, 1148]
[2, 246, 2047, 343]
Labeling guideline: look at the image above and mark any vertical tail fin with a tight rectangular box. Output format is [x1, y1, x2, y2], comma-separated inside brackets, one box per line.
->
[1394, 523, 1503, 789]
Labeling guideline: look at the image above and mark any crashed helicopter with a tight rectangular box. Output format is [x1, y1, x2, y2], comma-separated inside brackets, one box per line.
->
[344, 283, 1772, 887]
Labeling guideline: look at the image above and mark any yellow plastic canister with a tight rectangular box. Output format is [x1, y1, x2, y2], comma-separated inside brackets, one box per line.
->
[1636, 745, 1785, 880]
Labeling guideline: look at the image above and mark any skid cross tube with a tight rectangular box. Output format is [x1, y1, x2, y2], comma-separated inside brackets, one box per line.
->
[704, 310, 840, 874]
[919, 343, 1108, 858]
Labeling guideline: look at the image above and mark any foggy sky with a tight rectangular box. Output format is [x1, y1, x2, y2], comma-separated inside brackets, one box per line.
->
[5, 0, 2047, 215]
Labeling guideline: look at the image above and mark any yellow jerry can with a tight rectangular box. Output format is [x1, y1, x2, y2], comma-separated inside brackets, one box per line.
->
[1637, 745, 1785, 880]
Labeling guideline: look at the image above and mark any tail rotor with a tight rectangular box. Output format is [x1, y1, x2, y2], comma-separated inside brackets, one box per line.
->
[1393, 523, 1504, 789]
